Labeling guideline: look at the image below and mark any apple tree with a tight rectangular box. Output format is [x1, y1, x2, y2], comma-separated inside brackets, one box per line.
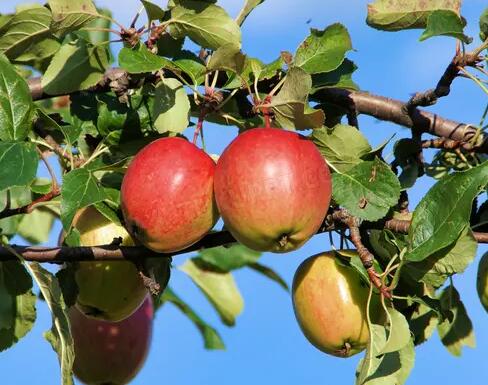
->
[0, 0, 488, 384]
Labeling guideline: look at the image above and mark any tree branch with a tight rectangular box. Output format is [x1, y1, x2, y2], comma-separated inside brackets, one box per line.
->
[2, 210, 487, 262]
[27, 69, 486, 152]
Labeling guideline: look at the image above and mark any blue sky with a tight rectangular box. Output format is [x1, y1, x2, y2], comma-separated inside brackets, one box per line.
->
[1, 1, 488, 384]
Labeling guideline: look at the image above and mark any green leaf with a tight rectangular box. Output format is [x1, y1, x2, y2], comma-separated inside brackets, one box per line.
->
[119, 43, 173, 74]
[0, 142, 38, 192]
[380, 308, 411, 354]
[392, 138, 422, 189]
[198, 244, 261, 272]
[179, 258, 244, 326]
[437, 285, 475, 356]
[419, 10, 471, 43]
[408, 302, 438, 346]
[48, 0, 99, 36]
[356, 325, 415, 385]
[0, 187, 32, 238]
[160, 287, 225, 350]
[480, 7, 488, 41]
[141, 0, 167, 22]
[366, 0, 462, 31]
[0, 58, 34, 141]
[76, 8, 113, 46]
[311, 124, 372, 172]
[235, 0, 264, 26]
[55, 264, 79, 308]
[0, 6, 52, 60]
[260, 56, 284, 81]
[28, 262, 74, 385]
[405, 226, 477, 288]
[13, 37, 61, 64]
[294, 24, 352, 74]
[407, 162, 488, 262]
[247, 262, 289, 291]
[41, 39, 110, 95]
[270, 67, 324, 130]
[1, 261, 32, 295]
[169, 0, 241, 50]
[311, 59, 358, 93]
[0, 289, 36, 352]
[172, 50, 206, 86]
[332, 158, 401, 221]
[18, 208, 56, 244]
[61, 168, 107, 230]
[153, 78, 190, 134]
[207, 44, 246, 74]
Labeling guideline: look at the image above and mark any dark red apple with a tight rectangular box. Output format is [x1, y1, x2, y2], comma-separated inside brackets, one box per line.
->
[121, 137, 219, 252]
[70, 296, 153, 385]
[214, 127, 331, 252]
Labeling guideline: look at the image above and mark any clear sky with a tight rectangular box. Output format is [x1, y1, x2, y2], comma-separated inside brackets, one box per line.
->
[1, 1, 488, 384]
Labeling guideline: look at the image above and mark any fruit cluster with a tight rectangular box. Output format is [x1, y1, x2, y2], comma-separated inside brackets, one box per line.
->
[66, 127, 383, 384]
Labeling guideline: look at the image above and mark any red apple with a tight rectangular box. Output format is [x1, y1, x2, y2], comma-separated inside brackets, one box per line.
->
[214, 127, 331, 252]
[121, 137, 219, 252]
[70, 296, 153, 385]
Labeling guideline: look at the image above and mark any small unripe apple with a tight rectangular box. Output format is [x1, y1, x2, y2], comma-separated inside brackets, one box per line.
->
[70, 296, 153, 385]
[292, 250, 382, 357]
[477, 252, 488, 312]
[121, 137, 219, 253]
[72, 206, 148, 322]
[214, 127, 331, 252]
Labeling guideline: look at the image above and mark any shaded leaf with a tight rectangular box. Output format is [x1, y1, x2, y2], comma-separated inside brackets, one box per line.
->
[207, 44, 246, 74]
[0, 142, 38, 192]
[294, 23, 352, 74]
[380, 308, 411, 354]
[159, 287, 225, 349]
[366, 0, 462, 31]
[198, 244, 261, 272]
[480, 7, 488, 41]
[0, 57, 34, 141]
[332, 158, 401, 221]
[235, 0, 264, 26]
[141, 0, 166, 22]
[437, 284, 475, 356]
[0, 6, 52, 60]
[247, 262, 289, 291]
[76, 8, 113, 45]
[169, 0, 241, 50]
[61, 168, 107, 230]
[41, 39, 110, 95]
[311, 124, 372, 172]
[270, 67, 324, 130]
[119, 43, 173, 74]
[1, 261, 32, 296]
[18, 208, 56, 244]
[311, 59, 358, 93]
[0, 288, 36, 352]
[405, 226, 477, 288]
[153, 78, 190, 133]
[179, 258, 244, 326]
[407, 162, 488, 262]
[419, 10, 471, 43]
[49, 0, 99, 36]
[172, 50, 206, 85]
[28, 262, 74, 385]
[408, 302, 438, 346]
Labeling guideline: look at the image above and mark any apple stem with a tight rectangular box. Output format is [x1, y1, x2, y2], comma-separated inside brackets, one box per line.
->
[193, 108, 207, 145]
[261, 95, 273, 129]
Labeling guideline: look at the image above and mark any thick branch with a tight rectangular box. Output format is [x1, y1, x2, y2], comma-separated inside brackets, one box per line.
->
[314, 88, 485, 150]
[27, 69, 485, 151]
[2, 209, 487, 263]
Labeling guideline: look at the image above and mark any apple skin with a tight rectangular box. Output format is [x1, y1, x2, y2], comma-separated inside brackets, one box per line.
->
[292, 250, 382, 357]
[121, 137, 219, 253]
[477, 252, 488, 312]
[73, 206, 148, 322]
[70, 295, 153, 385]
[214, 128, 331, 252]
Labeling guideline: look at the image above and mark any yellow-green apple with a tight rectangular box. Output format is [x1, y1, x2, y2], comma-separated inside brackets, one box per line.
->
[72, 206, 147, 322]
[121, 137, 219, 252]
[292, 250, 382, 357]
[214, 128, 331, 252]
